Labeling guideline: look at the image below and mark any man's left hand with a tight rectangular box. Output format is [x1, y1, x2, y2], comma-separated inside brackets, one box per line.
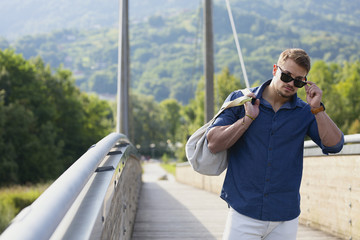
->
[305, 81, 322, 108]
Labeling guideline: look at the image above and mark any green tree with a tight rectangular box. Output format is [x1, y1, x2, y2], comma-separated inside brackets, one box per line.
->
[215, 67, 244, 109]
[80, 93, 114, 144]
[298, 61, 343, 123]
[159, 98, 181, 144]
[0, 49, 114, 185]
[299, 60, 360, 134]
[0, 50, 64, 183]
[128, 92, 167, 158]
[88, 71, 116, 94]
[333, 61, 360, 133]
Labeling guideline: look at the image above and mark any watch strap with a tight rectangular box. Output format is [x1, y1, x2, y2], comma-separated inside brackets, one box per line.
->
[311, 103, 325, 114]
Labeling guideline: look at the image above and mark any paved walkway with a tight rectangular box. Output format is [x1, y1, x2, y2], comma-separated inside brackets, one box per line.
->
[132, 162, 341, 240]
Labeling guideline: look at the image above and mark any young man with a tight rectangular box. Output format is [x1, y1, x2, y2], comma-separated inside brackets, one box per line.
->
[207, 48, 344, 240]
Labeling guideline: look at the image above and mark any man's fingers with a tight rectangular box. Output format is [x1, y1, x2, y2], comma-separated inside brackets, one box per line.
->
[246, 93, 256, 98]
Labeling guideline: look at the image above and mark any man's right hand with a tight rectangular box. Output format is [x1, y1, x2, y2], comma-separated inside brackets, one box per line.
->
[244, 93, 260, 119]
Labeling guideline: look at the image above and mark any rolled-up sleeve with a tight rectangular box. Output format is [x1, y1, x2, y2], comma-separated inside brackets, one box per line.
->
[321, 133, 344, 154]
[307, 115, 345, 155]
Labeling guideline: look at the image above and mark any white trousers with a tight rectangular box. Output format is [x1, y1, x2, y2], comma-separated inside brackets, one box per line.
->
[223, 208, 298, 240]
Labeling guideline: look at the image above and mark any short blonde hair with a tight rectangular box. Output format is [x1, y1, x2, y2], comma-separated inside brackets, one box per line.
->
[277, 48, 311, 73]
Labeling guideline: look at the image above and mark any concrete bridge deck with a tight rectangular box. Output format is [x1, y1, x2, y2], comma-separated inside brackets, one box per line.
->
[132, 162, 341, 240]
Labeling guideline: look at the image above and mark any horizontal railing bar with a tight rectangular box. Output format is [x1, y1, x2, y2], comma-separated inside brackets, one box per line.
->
[52, 142, 139, 240]
[304, 133, 360, 148]
[53, 148, 123, 240]
[0, 132, 126, 240]
[177, 134, 360, 167]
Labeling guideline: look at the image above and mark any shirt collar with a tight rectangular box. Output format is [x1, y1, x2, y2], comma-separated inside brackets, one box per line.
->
[252, 79, 304, 110]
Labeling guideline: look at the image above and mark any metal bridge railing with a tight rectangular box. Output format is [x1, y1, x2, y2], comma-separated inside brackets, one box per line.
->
[0, 132, 142, 240]
[304, 133, 360, 156]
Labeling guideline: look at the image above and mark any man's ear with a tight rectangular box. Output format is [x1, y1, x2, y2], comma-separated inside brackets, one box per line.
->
[272, 64, 277, 76]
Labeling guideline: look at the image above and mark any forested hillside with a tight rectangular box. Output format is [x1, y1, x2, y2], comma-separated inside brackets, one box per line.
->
[0, 0, 198, 39]
[0, 0, 359, 104]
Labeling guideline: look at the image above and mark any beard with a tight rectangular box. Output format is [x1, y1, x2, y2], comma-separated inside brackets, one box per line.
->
[276, 87, 295, 99]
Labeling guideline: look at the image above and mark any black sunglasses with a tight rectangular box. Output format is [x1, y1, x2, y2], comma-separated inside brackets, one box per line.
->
[277, 66, 307, 88]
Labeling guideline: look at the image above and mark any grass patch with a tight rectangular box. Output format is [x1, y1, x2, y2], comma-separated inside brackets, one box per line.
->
[160, 162, 176, 176]
[0, 183, 50, 233]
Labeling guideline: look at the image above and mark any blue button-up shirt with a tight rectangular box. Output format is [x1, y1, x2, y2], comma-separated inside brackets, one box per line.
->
[211, 80, 344, 221]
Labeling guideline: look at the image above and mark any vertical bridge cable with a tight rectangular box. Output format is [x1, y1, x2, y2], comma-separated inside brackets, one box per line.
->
[225, 0, 250, 88]
[190, 0, 203, 95]
[116, 0, 123, 134]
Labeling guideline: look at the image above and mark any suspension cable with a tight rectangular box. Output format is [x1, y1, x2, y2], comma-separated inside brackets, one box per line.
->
[190, 0, 203, 95]
[225, 0, 250, 88]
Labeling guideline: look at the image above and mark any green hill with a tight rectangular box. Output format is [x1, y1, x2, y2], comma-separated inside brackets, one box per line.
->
[0, 0, 198, 40]
[1, 0, 359, 104]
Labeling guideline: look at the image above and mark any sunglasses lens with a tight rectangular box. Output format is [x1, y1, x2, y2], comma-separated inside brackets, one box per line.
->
[280, 72, 292, 83]
[294, 79, 307, 88]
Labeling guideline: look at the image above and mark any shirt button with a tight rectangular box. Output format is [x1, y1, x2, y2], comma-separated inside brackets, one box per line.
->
[266, 179, 270, 182]
[264, 193, 268, 197]
[268, 163, 271, 166]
